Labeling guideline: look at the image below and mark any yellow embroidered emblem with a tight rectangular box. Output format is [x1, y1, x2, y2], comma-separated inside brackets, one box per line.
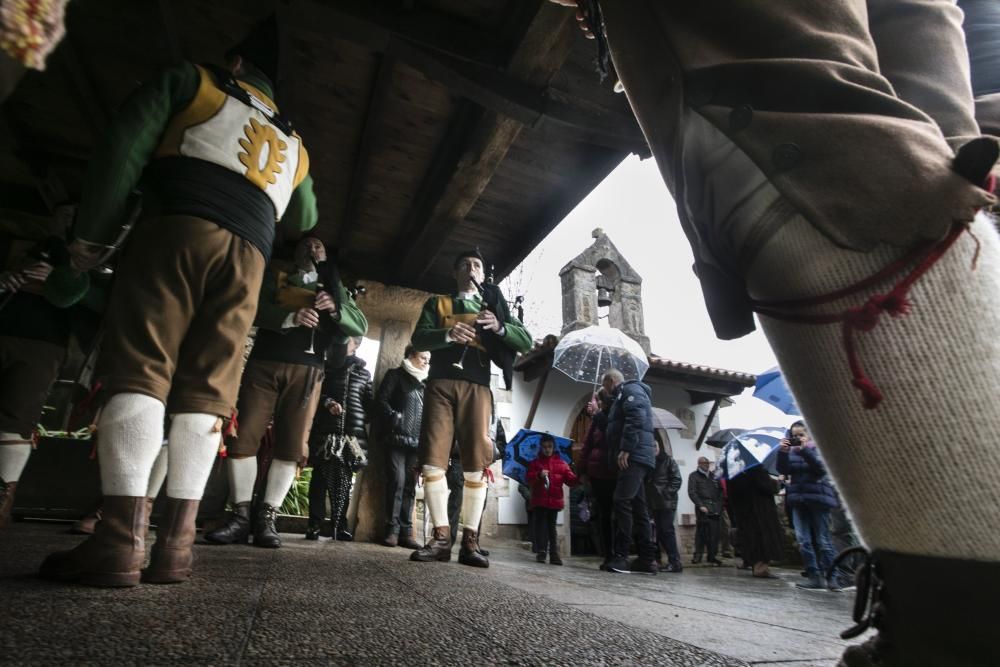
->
[238, 117, 287, 188]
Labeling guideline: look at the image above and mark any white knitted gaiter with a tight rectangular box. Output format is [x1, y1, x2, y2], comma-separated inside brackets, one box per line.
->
[263, 459, 298, 508]
[745, 211, 1000, 561]
[97, 393, 165, 497]
[227, 456, 258, 505]
[145, 445, 168, 498]
[165, 413, 221, 500]
[0, 439, 32, 482]
[421, 465, 450, 529]
[461, 471, 488, 531]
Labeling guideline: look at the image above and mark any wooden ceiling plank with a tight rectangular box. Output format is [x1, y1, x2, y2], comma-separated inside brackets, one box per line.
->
[288, 0, 508, 67]
[394, 3, 579, 282]
[335, 53, 396, 250]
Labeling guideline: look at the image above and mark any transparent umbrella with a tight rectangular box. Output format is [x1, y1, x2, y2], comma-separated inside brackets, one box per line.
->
[552, 326, 649, 386]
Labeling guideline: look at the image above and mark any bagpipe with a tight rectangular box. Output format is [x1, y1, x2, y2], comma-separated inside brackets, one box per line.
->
[452, 265, 517, 390]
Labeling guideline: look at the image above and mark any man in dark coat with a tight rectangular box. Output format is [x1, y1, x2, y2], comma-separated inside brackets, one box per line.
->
[688, 456, 723, 565]
[646, 433, 683, 572]
[602, 368, 657, 575]
[375, 345, 429, 548]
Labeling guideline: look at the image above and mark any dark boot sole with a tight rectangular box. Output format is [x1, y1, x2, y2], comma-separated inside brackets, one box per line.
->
[458, 554, 490, 568]
[79, 571, 141, 587]
[253, 540, 282, 549]
[141, 569, 191, 584]
[410, 550, 451, 562]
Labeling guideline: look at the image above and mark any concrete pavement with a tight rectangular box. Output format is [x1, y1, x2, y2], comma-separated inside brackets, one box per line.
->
[0, 523, 863, 666]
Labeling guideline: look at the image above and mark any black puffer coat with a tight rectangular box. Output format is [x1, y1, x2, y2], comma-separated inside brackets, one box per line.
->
[374, 366, 424, 449]
[313, 356, 374, 446]
[646, 452, 683, 511]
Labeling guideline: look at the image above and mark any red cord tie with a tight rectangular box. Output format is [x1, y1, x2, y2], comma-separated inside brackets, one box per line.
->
[752, 222, 973, 410]
[482, 467, 495, 484]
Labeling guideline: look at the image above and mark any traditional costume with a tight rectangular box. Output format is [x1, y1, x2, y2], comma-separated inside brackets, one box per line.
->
[205, 239, 366, 548]
[576, 1, 1000, 663]
[409, 250, 531, 567]
[40, 16, 318, 586]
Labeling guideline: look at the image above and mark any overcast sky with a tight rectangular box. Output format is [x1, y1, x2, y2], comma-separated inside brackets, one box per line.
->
[500, 154, 799, 431]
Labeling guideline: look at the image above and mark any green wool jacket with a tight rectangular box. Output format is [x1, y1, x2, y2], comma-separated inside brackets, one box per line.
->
[74, 62, 317, 247]
[250, 260, 368, 369]
[411, 294, 532, 387]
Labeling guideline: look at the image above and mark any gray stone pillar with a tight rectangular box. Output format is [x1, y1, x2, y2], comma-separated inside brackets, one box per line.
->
[559, 262, 599, 335]
[338, 280, 429, 542]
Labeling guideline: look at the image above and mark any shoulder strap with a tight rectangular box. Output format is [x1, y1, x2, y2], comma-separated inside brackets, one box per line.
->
[435, 295, 453, 324]
[201, 64, 294, 136]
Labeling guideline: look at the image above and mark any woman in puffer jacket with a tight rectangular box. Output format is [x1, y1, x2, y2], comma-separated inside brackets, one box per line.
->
[306, 337, 373, 541]
[776, 420, 840, 590]
[376, 345, 429, 549]
[526, 434, 579, 565]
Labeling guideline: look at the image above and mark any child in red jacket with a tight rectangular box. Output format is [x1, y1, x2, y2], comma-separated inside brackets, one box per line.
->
[526, 434, 579, 565]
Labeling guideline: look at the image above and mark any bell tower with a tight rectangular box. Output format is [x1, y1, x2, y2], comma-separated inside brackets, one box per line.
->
[558, 228, 651, 354]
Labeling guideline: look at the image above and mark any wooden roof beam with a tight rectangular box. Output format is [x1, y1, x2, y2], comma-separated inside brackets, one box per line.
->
[393, 4, 581, 283]
[387, 39, 646, 152]
[287, 0, 509, 67]
[335, 53, 395, 250]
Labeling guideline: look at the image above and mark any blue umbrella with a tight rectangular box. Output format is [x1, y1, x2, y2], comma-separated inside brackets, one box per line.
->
[717, 427, 785, 480]
[753, 366, 801, 416]
[502, 429, 573, 485]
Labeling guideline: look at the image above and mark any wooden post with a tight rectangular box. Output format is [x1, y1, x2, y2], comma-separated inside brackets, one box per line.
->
[694, 398, 723, 450]
[523, 366, 550, 430]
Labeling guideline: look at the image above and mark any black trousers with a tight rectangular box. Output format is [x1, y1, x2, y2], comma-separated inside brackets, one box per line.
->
[652, 507, 681, 567]
[533, 507, 559, 555]
[446, 456, 463, 544]
[384, 446, 418, 536]
[694, 514, 721, 560]
[612, 463, 656, 562]
[590, 478, 616, 559]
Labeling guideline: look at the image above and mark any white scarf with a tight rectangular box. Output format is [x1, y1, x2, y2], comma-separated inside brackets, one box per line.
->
[402, 358, 428, 382]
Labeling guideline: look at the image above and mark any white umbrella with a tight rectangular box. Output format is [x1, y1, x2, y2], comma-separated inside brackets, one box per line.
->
[552, 326, 649, 385]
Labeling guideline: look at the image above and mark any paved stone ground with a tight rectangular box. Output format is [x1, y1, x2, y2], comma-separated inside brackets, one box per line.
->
[0, 523, 863, 666]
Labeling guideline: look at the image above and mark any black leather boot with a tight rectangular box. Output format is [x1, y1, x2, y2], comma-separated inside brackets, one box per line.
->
[203, 502, 251, 545]
[253, 503, 281, 548]
[305, 520, 321, 541]
[458, 528, 489, 568]
[410, 526, 451, 562]
[838, 549, 998, 667]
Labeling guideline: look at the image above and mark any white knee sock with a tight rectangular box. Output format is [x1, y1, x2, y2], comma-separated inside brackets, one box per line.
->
[263, 459, 297, 508]
[98, 393, 166, 497]
[228, 456, 258, 504]
[421, 465, 450, 529]
[166, 413, 222, 500]
[145, 445, 168, 498]
[0, 440, 32, 482]
[461, 471, 488, 531]
[746, 212, 1000, 561]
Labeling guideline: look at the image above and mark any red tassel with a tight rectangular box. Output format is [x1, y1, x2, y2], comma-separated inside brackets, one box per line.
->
[482, 467, 495, 484]
[851, 376, 883, 410]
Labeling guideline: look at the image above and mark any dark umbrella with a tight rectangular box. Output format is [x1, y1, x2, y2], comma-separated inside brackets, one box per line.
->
[705, 428, 747, 448]
[650, 407, 685, 431]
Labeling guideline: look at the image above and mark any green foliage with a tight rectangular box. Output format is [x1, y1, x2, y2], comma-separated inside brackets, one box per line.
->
[279, 467, 313, 516]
